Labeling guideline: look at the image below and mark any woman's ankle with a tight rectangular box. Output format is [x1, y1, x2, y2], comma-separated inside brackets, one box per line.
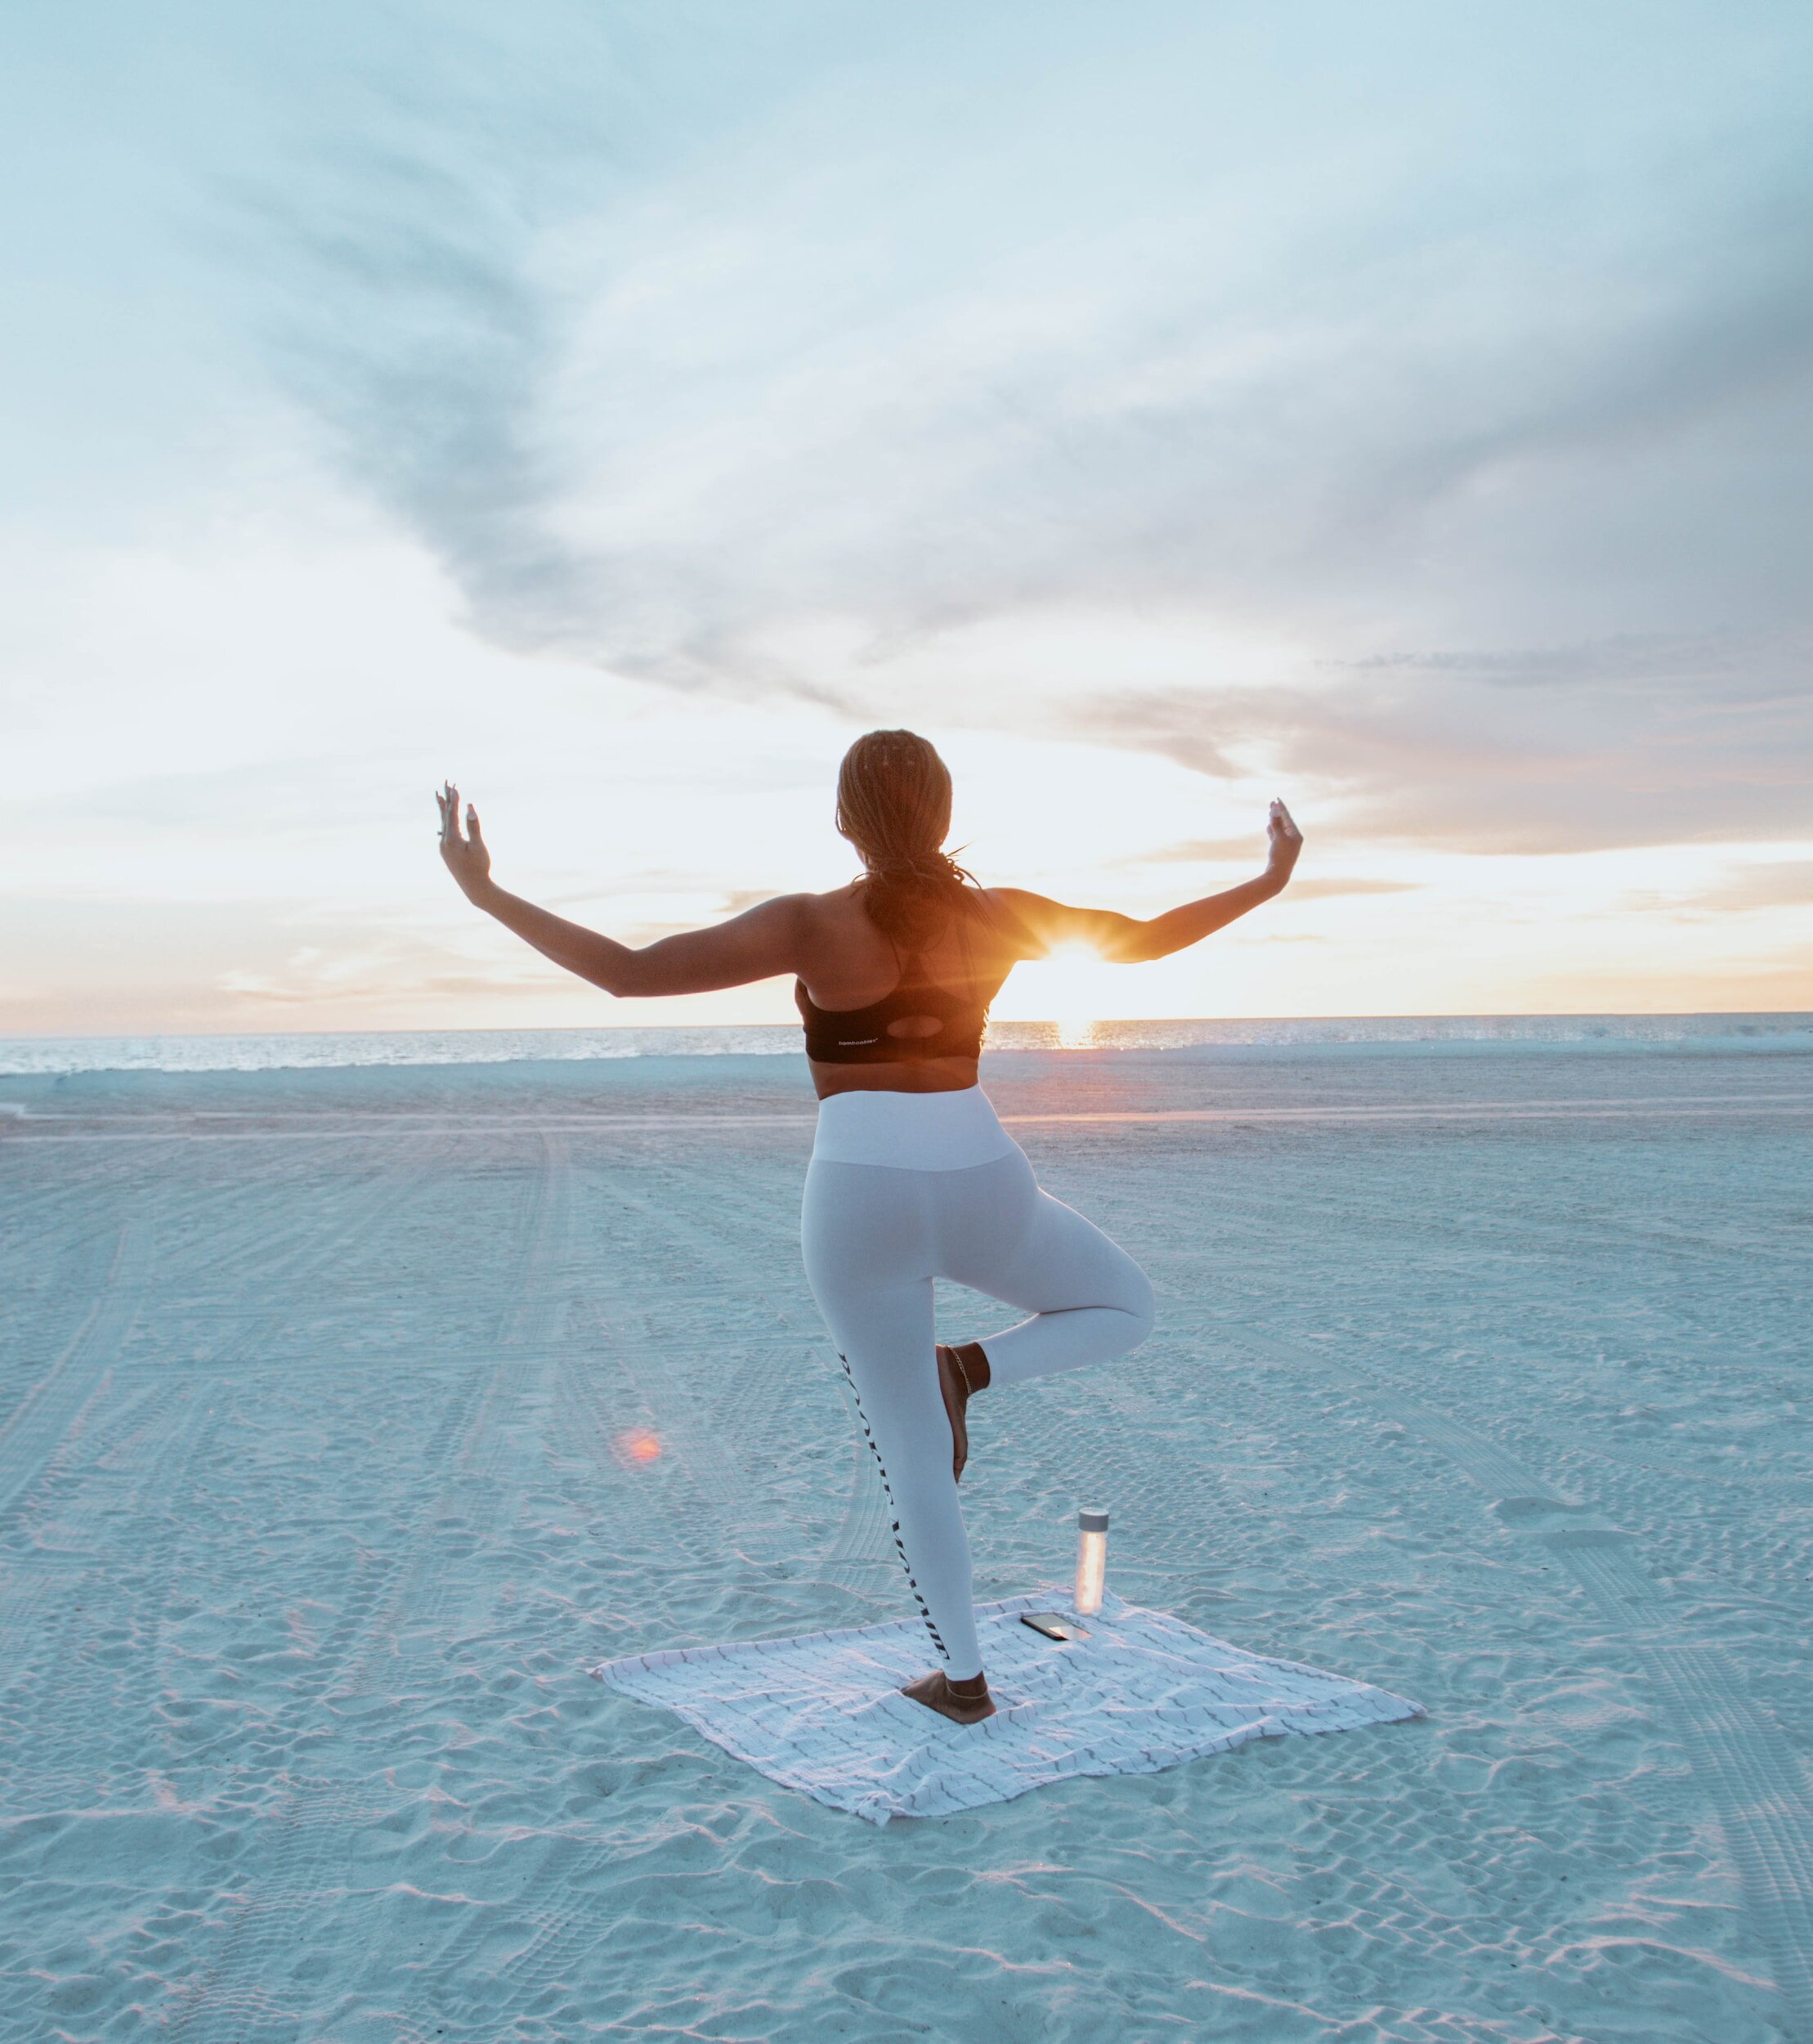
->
[953, 1341, 991, 1395]
[901, 1667, 996, 1721]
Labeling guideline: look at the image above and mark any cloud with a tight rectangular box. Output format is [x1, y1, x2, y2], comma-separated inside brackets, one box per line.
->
[219, 7, 1806, 658]
[1278, 878, 1420, 901]
[206, 4, 1813, 853]
[1115, 836, 1416, 899]
[239, 142, 599, 657]
[1122, 835, 1279, 865]
[1625, 859, 1813, 916]
[1077, 626, 1813, 854]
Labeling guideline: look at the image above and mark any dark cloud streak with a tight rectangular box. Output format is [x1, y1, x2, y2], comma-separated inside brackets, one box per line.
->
[1080, 629, 1813, 854]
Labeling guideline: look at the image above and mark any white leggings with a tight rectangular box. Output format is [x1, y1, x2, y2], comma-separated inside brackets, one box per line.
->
[800, 1087, 1154, 1679]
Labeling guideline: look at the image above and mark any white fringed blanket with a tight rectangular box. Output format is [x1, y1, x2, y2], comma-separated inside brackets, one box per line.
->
[589, 1590, 1424, 1825]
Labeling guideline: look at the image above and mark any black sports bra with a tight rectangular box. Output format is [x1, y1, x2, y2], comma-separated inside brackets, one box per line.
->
[796, 926, 989, 1065]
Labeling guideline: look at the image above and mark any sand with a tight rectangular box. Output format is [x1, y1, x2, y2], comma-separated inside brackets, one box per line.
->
[1, 1040, 1809, 2041]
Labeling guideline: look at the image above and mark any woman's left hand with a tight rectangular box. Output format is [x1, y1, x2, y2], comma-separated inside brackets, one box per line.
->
[1265, 799, 1303, 886]
[436, 781, 493, 899]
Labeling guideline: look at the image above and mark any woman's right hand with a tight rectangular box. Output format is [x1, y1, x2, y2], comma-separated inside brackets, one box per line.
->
[436, 781, 493, 900]
[1265, 800, 1303, 886]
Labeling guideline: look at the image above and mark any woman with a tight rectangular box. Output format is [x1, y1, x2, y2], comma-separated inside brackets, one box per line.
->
[436, 730, 1302, 1724]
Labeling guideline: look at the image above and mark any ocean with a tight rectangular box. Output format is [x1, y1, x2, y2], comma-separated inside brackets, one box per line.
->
[3, 1008, 1809, 1074]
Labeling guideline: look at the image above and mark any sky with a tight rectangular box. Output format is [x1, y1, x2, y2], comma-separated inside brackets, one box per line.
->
[4, 0, 1811, 1034]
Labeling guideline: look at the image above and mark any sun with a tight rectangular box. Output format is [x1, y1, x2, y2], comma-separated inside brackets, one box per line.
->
[998, 941, 1114, 1046]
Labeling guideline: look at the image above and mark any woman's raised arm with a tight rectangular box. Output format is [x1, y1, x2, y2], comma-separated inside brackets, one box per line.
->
[436, 782, 805, 997]
[994, 800, 1303, 964]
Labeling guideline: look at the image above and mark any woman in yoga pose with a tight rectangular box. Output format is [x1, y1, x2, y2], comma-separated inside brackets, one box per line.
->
[436, 731, 1301, 1724]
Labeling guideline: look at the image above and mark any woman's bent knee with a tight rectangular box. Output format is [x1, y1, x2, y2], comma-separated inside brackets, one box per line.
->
[1121, 1265, 1156, 1350]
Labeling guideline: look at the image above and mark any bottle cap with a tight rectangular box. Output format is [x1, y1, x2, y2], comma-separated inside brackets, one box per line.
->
[1078, 1508, 1108, 1532]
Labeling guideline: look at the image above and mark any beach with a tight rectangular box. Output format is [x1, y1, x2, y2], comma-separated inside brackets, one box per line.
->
[2, 1031, 1809, 2042]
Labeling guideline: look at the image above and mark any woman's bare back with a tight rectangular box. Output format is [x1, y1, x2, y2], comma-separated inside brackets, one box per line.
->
[795, 885, 1020, 1097]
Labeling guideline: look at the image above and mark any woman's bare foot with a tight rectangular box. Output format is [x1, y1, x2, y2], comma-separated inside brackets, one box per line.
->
[935, 1341, 990, 1483]
[901, 1669, 996, 1724]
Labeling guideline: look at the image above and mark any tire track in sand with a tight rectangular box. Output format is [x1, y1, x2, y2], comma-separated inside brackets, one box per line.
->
[0, 1226, 145, 1527]
[332, 1129, 578, 1688]
[168, 1132, 569, 2042]
[1218, 1317, 1813, 2042]
[571, 1163, 815, 1564]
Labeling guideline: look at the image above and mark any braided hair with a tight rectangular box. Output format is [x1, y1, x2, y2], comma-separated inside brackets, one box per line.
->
[835, 729, 991, 948]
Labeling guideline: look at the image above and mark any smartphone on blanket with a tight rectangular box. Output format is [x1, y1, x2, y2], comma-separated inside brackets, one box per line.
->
[1021, 1611, 1089, 1642]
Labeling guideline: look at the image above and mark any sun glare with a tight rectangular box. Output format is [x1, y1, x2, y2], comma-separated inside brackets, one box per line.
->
[1001, 940, 1114, 1047]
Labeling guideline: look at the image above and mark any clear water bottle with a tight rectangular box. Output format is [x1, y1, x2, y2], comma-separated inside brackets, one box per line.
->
[1074, 1508, 1108, 1616]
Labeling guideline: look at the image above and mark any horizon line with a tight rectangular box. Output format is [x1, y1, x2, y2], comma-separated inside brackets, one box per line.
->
[2, 1007, 1810, 1046]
